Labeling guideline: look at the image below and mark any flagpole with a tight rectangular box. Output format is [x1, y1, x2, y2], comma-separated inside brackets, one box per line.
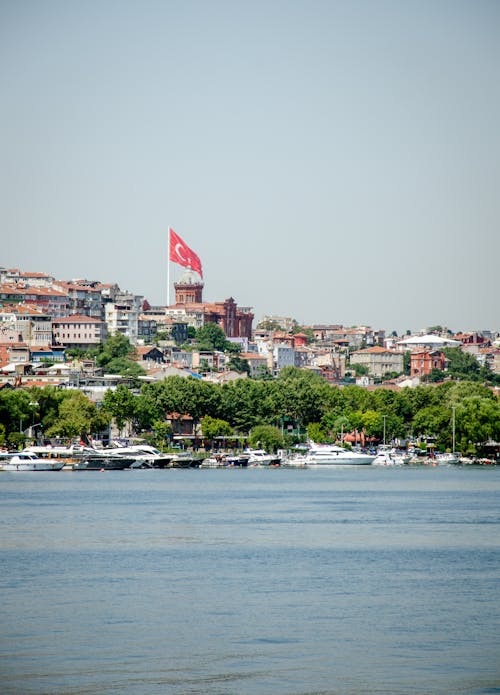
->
[167, 226, 170, 307]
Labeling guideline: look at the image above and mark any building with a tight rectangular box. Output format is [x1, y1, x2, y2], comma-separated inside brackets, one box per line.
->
[350, 346, 404, 378]
[0, 304, 52, 346]
[167, 270, 254, 339]
[104, 292, 143, 343]
[52, 314, 108, 348]
[410, 350, 446, 378]
[53, 281, 103, 318]
[396, 334, 461, 350]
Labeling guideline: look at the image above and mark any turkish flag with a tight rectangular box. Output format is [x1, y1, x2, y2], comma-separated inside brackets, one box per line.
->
[169, 227, 203, 278]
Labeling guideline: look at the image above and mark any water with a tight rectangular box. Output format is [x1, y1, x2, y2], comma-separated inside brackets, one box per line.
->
[1, 466, 500, 695]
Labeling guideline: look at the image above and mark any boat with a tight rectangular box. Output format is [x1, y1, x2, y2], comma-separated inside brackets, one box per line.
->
[169, 452, 200, 468]
[1, 452, 65, 471]
[435, 452, 459, 464]
[22, 445, 84, 468]
[72, 455, 134, 470]
[104, 443, 173, 468]
[200, 453, 250, 468]
[281, 453, 308, 468]
[245, 448, 281, 466]
[372, 446, 411, 466]
[304, 443, 376, 466]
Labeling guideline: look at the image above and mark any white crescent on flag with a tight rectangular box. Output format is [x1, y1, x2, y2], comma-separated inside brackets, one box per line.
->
[169, 227, 203, 278]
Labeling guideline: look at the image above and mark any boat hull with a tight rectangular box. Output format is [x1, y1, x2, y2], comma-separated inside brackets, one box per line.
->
[305, 458, 375, 466]
[1, 461, 65, 471]
[73, 457, 134, 470]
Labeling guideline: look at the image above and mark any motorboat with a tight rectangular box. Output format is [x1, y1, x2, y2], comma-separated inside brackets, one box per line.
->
[22, 445, 85, 468]
[304, 443, 376, 466]
[104, 443, 173, 468]
[200, 453, 250, 468]
[169, 452, 200, 468]
[435, 452, 459, 464]
[72, 455, 134, 470]
[281, 453, 308, 467]
[1, 452, 65, 471]
[245, 448, 281, 466]
[372, 446, 410, 466]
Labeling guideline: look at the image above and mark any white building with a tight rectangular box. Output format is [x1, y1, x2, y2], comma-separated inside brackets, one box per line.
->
[272, 344, 295, 376]
[396, 334, 461, 350]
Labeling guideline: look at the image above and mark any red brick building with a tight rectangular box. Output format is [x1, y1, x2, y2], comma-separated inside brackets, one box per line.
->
[171, 272, 253, 339]
[410, 350, 446, 377]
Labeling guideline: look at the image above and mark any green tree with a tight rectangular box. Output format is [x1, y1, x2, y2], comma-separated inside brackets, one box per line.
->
[201, 415, 233, 448]
[227, 356, 250, 374]
[442, 348, 480, 380]
[307, 422, 330, 443]
[45, 391, 110, 440]
[248, 424, 284, 452]
[102, 384, 139, 434]
[194, 324, 228, 351]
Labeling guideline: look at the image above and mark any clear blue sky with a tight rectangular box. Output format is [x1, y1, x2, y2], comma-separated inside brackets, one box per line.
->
[2, 0, 499, 334]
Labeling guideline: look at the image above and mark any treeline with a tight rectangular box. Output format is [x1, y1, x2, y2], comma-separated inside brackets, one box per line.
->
[1, 367, 500, 455]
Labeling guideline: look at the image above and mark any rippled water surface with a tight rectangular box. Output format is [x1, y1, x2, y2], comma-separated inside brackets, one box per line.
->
[1, 466, 500, 694]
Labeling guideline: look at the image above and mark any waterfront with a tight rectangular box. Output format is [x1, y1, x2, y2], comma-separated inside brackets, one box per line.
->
[1, 466, 500, 694]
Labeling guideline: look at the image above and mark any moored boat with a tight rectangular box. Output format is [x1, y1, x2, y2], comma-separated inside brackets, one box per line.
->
[1, 452, 65, 471]
[72, 456, 134, 470]
[245, 448, 281, 466]
[169, 452, 200, 468]
[304, 443, 376, 466]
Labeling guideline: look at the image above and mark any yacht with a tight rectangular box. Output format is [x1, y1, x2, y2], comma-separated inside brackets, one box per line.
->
[105, 443, 172, 468]
[245, 448, 281, 466]
[1, 452, 65, 471]
[304, 443, 376, 466]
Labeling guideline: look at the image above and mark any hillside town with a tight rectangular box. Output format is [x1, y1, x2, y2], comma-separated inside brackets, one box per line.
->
[1, 265, 499, 394]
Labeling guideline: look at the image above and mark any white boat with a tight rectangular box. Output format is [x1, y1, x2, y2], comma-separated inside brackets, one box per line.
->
[304, 443, 376, 466]
[281, 454, 308, 468]
[1, 452, 65, 471]
[435, 452, 459, 464]
[373, 447, 410, 466]
[245, 448, 281, 466]
[372, 451, 398, 466]
[22, 445, 84, 468]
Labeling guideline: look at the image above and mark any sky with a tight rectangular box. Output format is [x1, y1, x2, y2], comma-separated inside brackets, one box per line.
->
[1, 0, 499, 334]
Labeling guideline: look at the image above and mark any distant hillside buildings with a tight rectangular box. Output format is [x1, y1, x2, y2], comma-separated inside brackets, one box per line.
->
[1, 265, 499, 391]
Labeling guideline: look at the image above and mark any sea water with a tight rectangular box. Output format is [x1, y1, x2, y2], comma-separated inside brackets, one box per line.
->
[1, 466, 499, 695]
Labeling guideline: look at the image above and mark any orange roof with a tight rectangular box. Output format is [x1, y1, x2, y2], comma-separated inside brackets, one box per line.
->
[0, 303, 46, 316]
[52, 314, 103, 324]
[355, 346, 398, 354]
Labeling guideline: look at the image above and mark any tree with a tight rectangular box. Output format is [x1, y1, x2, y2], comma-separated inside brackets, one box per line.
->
[94, 334, 146, 378]
[350, 363, 369, 376]
[256, 319, 282, 331]
[194, 324, 227, 351]
[307, 422, 330, 443]
[227, 356, 250, 375]
[442, 348, 480, 380]
[248, 424, 284, 452]
[102, 384, 139, 434]
[201, 415, 233, 448]
[45, 391, 110, 440]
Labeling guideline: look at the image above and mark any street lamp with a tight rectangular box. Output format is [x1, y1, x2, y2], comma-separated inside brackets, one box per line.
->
[382, 415, 387, 446]
[28, 401, 39, 438]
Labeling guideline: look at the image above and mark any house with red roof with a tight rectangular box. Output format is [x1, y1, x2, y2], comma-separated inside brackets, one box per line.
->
[350, 346, 404, 378]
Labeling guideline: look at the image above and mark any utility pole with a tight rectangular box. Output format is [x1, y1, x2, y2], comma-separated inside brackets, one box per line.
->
[452, 405, 456, 454]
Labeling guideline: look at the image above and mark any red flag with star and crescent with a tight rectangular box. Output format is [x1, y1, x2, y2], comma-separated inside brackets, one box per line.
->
[169, 227, 203, 278]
